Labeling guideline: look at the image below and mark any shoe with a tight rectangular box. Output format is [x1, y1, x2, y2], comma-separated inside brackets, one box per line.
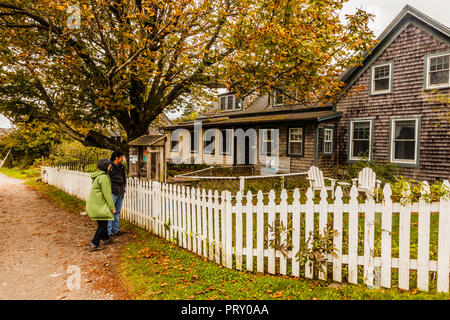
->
[114, 230, 126, 236]
[102, 238, 113, 245]
[89, 243, 105, 252]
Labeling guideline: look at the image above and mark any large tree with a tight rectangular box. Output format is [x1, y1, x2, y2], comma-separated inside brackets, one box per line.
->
[0, 0, 375, 153]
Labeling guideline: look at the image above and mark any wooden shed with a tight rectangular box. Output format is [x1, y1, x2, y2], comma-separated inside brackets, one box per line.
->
[128, 134, 167, 182]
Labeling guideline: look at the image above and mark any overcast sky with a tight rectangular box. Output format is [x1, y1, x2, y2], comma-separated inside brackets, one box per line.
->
[341, 0, 450, 37]
[1, 1, 449, 127]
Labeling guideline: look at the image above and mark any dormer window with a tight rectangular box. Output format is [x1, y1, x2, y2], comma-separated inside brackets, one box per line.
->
[219, 94, 241, 111]
[371, 62, 393, 95]
[273, 89, 299, 106]
[425, 52, 450, 89]
[273, 90, 284, 106]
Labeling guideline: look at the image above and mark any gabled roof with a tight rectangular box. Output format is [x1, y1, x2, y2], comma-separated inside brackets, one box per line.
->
[341, 5, 450, 90]
[128, 134, 165, 146]
[165, 109, 341, 129]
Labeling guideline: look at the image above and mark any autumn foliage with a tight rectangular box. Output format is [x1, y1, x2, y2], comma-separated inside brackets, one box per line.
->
[0, 0, 375, 152]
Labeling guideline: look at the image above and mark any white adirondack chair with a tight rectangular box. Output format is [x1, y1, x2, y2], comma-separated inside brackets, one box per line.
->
[307, 166, 337, 199]
[352, 167, 382, 199]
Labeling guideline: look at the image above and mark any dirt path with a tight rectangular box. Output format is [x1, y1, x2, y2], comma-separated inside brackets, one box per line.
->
[0, 172, 131, 300]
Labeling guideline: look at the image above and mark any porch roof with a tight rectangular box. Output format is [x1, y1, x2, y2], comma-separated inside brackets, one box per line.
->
[128, 134, 165, 146]
[165, 110, 342, 129]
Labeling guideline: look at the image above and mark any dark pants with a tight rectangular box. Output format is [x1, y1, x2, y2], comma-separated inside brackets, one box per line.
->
[92, 220, 110, 246]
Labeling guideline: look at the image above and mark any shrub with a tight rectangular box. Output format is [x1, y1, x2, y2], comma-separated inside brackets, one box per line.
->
[328, 160, 401, 184]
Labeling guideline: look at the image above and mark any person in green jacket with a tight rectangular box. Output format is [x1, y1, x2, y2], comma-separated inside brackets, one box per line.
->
[86, 159, 116, 251]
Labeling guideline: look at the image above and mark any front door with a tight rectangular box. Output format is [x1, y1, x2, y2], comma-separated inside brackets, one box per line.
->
[233, 131, 251, 166]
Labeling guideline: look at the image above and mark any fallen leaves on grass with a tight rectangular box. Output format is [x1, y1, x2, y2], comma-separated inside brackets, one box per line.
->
[270, 291, 284, 298]
[194, 287, 217, 295]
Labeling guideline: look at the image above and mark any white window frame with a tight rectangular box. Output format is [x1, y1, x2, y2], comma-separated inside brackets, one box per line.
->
[219, 94, 242, 111]
[262, 128, 275, 156]
[220, 96, 227, 110]
[371, 63, 392, 95]
[273, 90, 284, 106]
[171, 131, 179, 152]
[288, 128, 303, 156]
[425, 52, 450, 90]
[390, 117, 420, 165]
[323, 128, 333, 155]
[349, 119, 373, 161]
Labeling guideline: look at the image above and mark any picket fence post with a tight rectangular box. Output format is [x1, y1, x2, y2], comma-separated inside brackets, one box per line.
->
[256, 190, 264, 273]
[364, 191, 375, 287]
[437, 180, 450, 293]
[417, 181, 431, 291]
[291, 188, 301, 277]
[304, 188, 314, 279]
[208, 189, 214, 261]
[348, 185, 359, 284]
[267, 190, 276, 275]
[235, 191, 243, 270]
[220, 190, 226, 265]
[381, 183, 393, 288]
[245, 191, 254, 272]
[333, 186, 343, 282]
[279, 189, 288, 275]
[225, 191, 233, 269]
[319, 187, 328, 280]
[398, 183, 412, 290]
[214, 190, 220, 264]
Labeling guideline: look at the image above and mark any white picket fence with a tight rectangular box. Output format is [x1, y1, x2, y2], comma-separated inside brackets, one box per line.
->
[41, 166, 450, 293]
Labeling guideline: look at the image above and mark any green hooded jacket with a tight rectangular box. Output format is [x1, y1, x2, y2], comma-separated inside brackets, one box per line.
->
[86, 170, 115, 221]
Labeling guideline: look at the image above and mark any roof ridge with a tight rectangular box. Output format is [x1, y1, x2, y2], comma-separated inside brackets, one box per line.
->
[340, 5, 450, 85]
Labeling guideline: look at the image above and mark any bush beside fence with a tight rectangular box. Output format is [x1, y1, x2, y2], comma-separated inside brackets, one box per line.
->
[41, 166, 450, 293]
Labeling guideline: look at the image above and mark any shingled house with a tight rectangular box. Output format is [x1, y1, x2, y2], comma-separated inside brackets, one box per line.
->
[165, 92, 341, 174]
[335, 5, 450, 181]
[164, 5, 450, 182]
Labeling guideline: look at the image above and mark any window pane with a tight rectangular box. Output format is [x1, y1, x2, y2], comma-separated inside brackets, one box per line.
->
[290, 128, 303, 142]
[353, 122, 370, 140]
[289, 142, 302, 155]
[190, 131, 198, 152]
[235, 98, 242, 109]
[352, 140, 369, 158]
[395, 120, 415, 140]
[275, 90, 283, 105]
[374, 78, 390, 91]
[395, 141, 415, 160]
[430, 56, 449, 71]
[221, 130, 229, 154]
[430, 70, 449, 86]
[324, 142, 332, 154]
[324, 129, 332, 142]
[374, 65, 390, 79]
[220, 97, 226, 110]
[227, 96, 233, 110]
[171, 132, 179, 152]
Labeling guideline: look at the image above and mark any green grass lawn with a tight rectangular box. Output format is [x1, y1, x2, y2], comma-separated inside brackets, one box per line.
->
[2, 166, 449, 300]
[0, 166, 41, 180]
[117, 221, 450, 300]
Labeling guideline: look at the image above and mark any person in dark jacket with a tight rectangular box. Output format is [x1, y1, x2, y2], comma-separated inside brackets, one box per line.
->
[108, 151, 127, 236]
[86, 159, 116, 251]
